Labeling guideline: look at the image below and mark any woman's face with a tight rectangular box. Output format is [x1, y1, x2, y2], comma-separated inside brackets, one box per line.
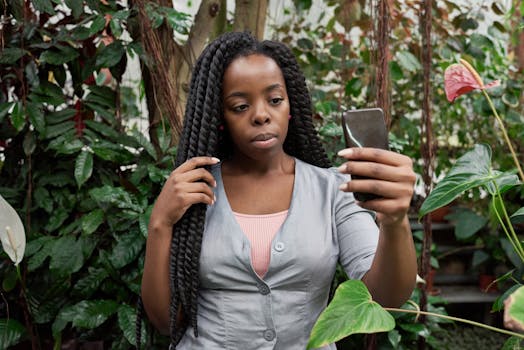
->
[222, 54, 290, 160]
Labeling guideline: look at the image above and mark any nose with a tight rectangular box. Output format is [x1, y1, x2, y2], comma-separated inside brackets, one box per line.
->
[252, 101, 270, 125]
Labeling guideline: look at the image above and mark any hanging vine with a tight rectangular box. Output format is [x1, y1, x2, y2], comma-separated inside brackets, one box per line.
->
[418, 0, 434, 348]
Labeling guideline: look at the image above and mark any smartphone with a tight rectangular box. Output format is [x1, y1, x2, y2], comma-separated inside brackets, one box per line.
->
[341, 108, 389, 201]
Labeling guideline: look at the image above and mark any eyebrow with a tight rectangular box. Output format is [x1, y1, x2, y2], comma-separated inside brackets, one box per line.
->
[224, 83, 284, 100]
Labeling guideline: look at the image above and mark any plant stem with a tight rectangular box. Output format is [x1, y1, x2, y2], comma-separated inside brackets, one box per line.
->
[491, 181, 524, 261]
[482, 90, 524, 182]
[491, 195, 524, 262]
[385, 307, 524, 339]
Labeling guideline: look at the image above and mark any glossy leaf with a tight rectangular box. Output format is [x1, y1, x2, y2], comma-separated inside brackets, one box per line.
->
[511, 207, 524, 224]
[50, 236, 84, 276]
[27, 102, 45, 134]
[419, 144, 495, 218]
[81, 209, 104, 235]
[492, 283, 521, 312]
[445, 208, 487, 240]
[96, 41, 125, 68]
[118, 304, 146, 346]
[109, 231, 144, 269]
[307, 280, 395, 349]
[75, 150, 93, 188]
[40, 46, 79, 65]
[32, 0, 55, 14]
[10, 102, 25, 132]
[0, 194, 26, 265]
[53, 300, 119, 335]
[0, 48, 28, 64]
[72, 267, 109, 298]
[396, 51, 421, 72]
[89, 186, 141, 212]
[502, 336, 523, 350]
[0, 319, 27, 348]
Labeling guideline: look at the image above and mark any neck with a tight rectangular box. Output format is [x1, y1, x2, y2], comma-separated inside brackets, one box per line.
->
[224, 150, 294, 176]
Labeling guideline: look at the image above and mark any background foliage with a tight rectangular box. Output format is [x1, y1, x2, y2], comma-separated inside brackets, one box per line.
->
[1, 0, 523, 349]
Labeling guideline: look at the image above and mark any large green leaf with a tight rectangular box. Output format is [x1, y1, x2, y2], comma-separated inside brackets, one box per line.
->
[507, 286, 524, 331]
[81, 209, 104, 235]
[0, 102, 14, 123]
[118, 304, 146, 347]
[502, 336, 523, 350]
[307, 280, 395, 349]
[511, 207, 524, 224]
[131, 129, 157, 160]
[27, 237, 54, 271]
[72, 267, 109, 298]
[27, 102, 45, 134]
[445, 208, 487, 240]
[50, 236, 84, 276]
[45, 207, 69, 232]
[10, 102, 26, 132]
[64, 0, 82, 18]
[53, 300, 119, 336]
[420, 144, 496, 218]
[32, 0, 55, 14]
[396, 51, 422, 72]
[89, 185, 142, 212]
[0, 319, 27, 348]
[0, 48, 28, 64]
[75, 150, 93, 188]
[109, 231, 144, 269]
[40, 46, 79, 65]
[96, 41, 125, 68]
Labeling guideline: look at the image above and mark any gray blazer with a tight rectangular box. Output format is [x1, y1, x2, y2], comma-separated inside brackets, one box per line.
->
[176, 158, 379, 349]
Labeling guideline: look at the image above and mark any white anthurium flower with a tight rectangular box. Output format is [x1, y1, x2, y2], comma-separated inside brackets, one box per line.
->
[0, 194, 26, 265]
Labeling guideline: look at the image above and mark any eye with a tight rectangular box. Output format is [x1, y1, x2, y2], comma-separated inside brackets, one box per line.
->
[232, 104, 249, 113]
[269, 97, 284, 106]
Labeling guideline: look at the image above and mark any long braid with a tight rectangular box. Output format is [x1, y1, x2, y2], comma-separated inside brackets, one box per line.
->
[167, 32, 331, 348]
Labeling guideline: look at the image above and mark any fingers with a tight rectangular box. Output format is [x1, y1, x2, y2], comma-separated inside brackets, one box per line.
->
[173, 167, 217, 188]
[174, 156, 220, 174]
[338, 147, 411, 167]
[337, 160, 415, 183]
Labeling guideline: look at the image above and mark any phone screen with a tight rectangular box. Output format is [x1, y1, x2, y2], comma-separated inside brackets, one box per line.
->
[341, 108, 389, 201]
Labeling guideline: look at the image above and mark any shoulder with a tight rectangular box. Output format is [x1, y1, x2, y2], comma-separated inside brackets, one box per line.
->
[296, 158, 348, 187]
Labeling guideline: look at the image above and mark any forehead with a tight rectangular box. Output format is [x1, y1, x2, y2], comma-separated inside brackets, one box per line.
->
[222, 54, 286, 91]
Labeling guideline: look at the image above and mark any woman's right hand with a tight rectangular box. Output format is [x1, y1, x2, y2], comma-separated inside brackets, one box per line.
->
[150, 156, 220, 228]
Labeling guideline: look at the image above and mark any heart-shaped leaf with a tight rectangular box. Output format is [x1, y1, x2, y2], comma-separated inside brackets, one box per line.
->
[420, 144, 494, 218]
[307, 280, 395, 349]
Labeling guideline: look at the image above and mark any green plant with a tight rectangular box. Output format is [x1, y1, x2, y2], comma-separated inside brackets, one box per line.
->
[0, 0, 190, 347]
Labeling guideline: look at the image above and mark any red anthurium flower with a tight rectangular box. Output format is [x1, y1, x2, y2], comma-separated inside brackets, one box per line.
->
[444, 59, 500, 102]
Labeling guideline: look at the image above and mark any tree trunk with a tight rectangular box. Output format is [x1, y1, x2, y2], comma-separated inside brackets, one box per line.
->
[233, 0, 269, 40]
[135, 0, 269, 149]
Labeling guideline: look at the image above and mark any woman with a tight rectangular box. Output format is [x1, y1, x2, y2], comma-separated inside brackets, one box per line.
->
[141, 31, 417, 349]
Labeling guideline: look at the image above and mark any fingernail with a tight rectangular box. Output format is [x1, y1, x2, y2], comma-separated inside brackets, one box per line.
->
[337, 164, 346, 172]
[338, 183, 348, 191]
[213, 180, 217, 187]
[214, 195, 217, 203]
[338, 149, 353, 157]
[212, 157, 220, 163]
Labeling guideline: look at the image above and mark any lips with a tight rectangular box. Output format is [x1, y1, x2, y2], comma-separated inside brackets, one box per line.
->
[252, 133, 276, 142]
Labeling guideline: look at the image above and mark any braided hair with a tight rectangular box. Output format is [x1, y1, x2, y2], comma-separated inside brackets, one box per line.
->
[169, 31, 330, 347]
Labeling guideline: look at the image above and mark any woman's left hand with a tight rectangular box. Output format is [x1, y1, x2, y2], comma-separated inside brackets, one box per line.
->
[337, 147, 416, 227]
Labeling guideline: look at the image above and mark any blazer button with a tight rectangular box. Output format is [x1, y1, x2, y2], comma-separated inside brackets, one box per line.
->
[263, 329, 276, 341]
[274, 242, 285, 252]
[258, 284, 270, 295]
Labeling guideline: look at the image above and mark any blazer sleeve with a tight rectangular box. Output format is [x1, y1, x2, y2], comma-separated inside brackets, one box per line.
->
[331, 169, 379, 280]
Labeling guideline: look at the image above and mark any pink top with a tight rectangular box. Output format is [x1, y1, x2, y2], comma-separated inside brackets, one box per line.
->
[233, 210, 288, 278]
